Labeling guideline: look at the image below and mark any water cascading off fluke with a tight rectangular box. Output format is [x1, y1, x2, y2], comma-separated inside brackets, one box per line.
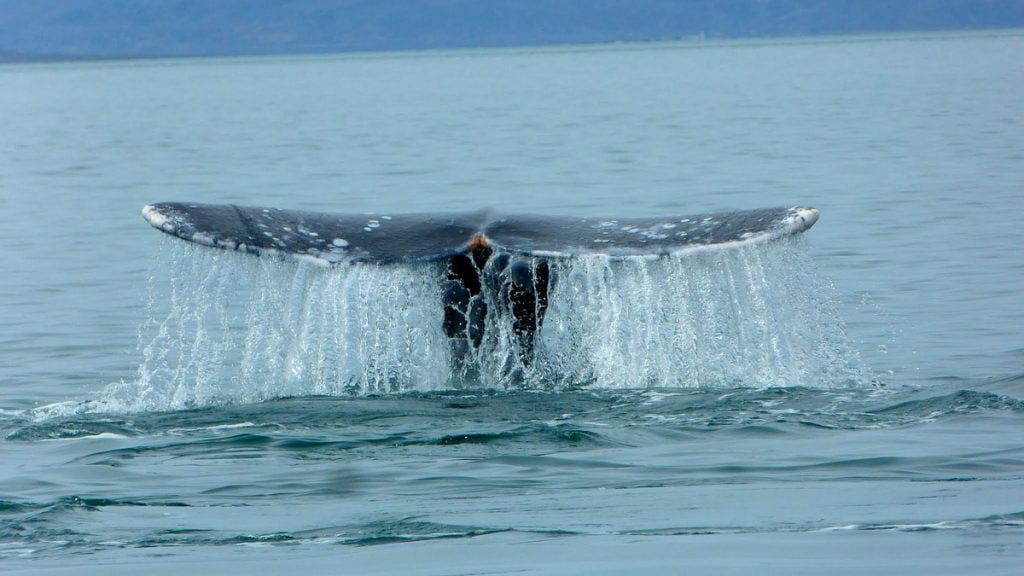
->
[109, 235, 864, 411]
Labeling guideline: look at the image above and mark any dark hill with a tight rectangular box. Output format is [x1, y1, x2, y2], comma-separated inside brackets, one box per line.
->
[2, 0, 1022, 60]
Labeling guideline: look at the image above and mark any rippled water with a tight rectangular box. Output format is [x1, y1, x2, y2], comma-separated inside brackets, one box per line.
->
[1, 32, 1022, 574]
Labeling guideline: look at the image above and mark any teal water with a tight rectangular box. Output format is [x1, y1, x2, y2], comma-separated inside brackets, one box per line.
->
[1, 32, 1023, 574]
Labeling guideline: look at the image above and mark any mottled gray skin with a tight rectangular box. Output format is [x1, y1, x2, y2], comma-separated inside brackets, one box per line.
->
[142, 203, 818, 264]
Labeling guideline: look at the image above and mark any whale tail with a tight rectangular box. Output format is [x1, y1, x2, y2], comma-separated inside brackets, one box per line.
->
[142, 203, 819, 265]
[142, 203, 820, 375]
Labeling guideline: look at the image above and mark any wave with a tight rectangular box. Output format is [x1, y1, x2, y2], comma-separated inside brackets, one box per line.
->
[8, 384, 1023, 442]
[4, 497, 1021, 557]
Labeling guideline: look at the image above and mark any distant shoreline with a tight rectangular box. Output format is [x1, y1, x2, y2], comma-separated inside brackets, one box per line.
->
[2, 26, 1022, 66]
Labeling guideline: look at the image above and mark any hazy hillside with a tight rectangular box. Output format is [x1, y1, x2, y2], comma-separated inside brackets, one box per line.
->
[2, 0, 1023, 60]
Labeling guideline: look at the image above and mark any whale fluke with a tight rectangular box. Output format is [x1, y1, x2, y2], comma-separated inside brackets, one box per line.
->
[142, 203, 820, 265]
[142, 202, 820, 375]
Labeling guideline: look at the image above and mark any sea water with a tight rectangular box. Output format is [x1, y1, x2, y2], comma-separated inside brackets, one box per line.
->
[0, 32, 1022, 574]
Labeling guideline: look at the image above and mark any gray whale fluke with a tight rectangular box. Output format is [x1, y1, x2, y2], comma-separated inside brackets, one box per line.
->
[142, 203, 820, 369]
[142, 203, 819, 265]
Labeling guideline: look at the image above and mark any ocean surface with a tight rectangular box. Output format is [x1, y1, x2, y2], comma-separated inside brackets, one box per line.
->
[1, 32, 1022, 574]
